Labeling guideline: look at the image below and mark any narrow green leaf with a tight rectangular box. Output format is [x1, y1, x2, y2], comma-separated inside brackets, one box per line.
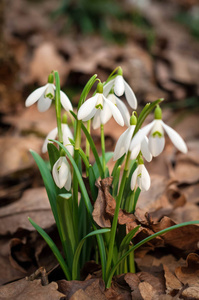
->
[56, 193, 77, 271]
[47, 143, 60, 170]
[78, 74, 98, 109]
[72, 228, 110, 280]
[28, 217, 71, 280]
[119, 225, 140, 255]
[30, 150, 58, 225]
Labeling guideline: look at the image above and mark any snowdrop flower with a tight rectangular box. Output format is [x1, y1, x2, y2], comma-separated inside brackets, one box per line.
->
[131, 161, 151, 192]
[52, 156, 71, 190]
[103, 67, 137, 109]
[42, 123, 74, 156]
[25, 74, 73, 112]
[113, 113, 152, 162]
[77, 82, 124, 129]
[130, 105, 188, 157]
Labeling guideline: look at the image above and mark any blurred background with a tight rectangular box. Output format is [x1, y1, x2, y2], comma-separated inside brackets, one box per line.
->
[0, 0, 199, 287]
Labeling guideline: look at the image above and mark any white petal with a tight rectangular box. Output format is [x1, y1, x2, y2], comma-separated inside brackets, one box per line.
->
[113, 125, 135, 161]
[25, 85, 46, 107]
[92, 110, 101, 130]
[37, 95, 52, 112]
[60, 91, 73, 111]
[103, 79, 115, 97]
[100, 101, 112, 125]
[141, 136, 152, 162]
[130, 143, 141, 160]
[115, 96, 130, 126]
[104, 97, 124, 127]
[130, 166, 139, 191]
[62, 124, 74, 156]
[42, 127, 58, 153]
[52, 157, 69, 189]
[162, 121, 188, 153]
[139, 165, 151, 191]
[114, 75, 125, 96]
[149, 135, 165, 157]
[77, 95, 98, 120]
[130, 120, 155, 150]
[64, 169, 72, 191]
[124, 80, 137, 109]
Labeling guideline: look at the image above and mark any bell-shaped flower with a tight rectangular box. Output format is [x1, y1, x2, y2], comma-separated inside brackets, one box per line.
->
[131, 162, 151, 192]
[42, 123, 74, 156]
[113, 125, 136, 161]
[52, 156, 71, 190]
[113, 113, 152, 162]
[77, 82, 124, 129]
[25, 82, 73, 112]
[103, 67, 137, 109]
[130, 106, 187, 157]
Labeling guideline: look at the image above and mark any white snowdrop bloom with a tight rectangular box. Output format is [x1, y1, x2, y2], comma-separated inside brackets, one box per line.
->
[131, 163, 151, 192]
[107, 93, 130, 127]
[113, 125, 136, 161]
[130, 117, 187, 157]
[25, 83, 73, 112]
[42, 124, 74, 156]
[77, 83, 124, 129]
[52, 156, 71, 190]
[103, 68, 137, 109]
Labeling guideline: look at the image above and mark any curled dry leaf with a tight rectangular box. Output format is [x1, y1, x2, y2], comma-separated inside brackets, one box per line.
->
[151, 216, 199, 251]
[0, 278, 65, 300]
[138, 281, 158, 300]
[175, 253, 199, 287]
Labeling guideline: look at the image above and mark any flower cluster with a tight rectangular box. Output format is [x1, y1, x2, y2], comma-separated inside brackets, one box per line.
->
[25, 68, 193, 288]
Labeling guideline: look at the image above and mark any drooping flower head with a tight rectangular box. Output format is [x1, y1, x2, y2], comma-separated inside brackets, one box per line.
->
[130, 105, 188, 157]
[52, 156, 71, 190]
[42, 123, 74, 156]
[113, 113, 152, 162]
[131, 157, 151, 192]
[25, 74, 73, 112]
[103, 67, 137, 110]
[77, 82, 124, 129]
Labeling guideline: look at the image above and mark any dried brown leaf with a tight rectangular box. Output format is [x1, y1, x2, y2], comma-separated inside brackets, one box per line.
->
[0, 188, 54, 235]
[181, 286, 199, 299]
[0, 278, 64, 300]
[163, 264, 182, 294]
[151, 216, 199, 251]
[138, 281, 158, 300]
[175, 253, 199, 287]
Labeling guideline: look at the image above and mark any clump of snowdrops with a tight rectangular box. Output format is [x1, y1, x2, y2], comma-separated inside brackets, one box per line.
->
[25, 67, 199, 288]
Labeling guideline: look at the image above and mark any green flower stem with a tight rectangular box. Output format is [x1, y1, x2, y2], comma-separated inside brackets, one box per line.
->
[73, 119, 82, 242]
[105, 151, 131, 281]
[100, 124, 106, 172]
[86, 120, 91, 161]
[128, 245, 135, 273]
[54, 71, 63, 144]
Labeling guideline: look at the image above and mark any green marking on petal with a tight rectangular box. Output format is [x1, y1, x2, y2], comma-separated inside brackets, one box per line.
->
[138, 173, 142, 178]
[152, 131, 163, 137]
[45, 92, 54, 99]
[96, 104, 103, 110]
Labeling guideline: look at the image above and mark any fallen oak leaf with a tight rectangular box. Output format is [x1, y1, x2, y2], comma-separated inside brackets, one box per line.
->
[163, 264, 182, 295]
